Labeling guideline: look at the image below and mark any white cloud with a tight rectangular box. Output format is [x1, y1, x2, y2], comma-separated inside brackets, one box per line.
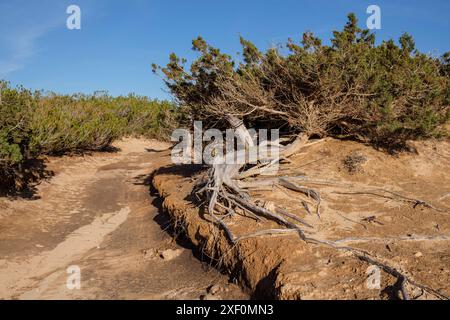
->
[0, 25, 57, 77]
[0, 1, 64, 78]
[0, 61, 22, 75]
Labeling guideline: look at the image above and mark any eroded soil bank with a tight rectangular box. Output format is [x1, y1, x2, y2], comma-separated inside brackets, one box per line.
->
[152, 138, 450, 300]
[0, 138, 247, 300]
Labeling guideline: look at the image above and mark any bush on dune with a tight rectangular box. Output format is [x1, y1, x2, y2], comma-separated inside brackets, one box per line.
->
[0, 81, 178, 193]
[113, 95, 179, 140]
[152, 15, 449, 300]
[154, 13, 450, 148]
[0, 82, 37, 190]
[29, 94, 126, 155]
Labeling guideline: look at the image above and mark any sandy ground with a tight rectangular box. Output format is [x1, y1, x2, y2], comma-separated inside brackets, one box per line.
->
[152, 138, 450, 300]
[0, 138, 247, 300]
[1, 136, 449, 300]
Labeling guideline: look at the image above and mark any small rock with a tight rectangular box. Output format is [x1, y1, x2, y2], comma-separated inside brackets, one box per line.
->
[35, 244, 44, 248]
[159, 249, 183, 261]
[208, 284, 222, 295]
[414, 252, 423, 258]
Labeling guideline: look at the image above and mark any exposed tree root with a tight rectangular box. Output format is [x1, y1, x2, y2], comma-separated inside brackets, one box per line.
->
[333, 190, 446, 213]
[193, 116, 448, 300]
[330, 235, 450, 244]
[303, 237, 449, 300]
[234, 228, 298, 242]
[278, 178, 322, 218]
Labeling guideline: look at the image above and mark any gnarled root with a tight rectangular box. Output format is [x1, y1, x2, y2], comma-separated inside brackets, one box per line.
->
[192, 116, 447, 300]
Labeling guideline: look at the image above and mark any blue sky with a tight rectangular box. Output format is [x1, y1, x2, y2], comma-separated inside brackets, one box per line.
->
[1, 0, 449, 99]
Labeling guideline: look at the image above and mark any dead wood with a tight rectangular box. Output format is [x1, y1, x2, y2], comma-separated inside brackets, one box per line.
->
[278, 178, 322, 218]
[191, 116, 447, 300]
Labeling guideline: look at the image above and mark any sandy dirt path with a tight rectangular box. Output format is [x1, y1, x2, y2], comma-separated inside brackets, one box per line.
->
[0, 138, 247, 300]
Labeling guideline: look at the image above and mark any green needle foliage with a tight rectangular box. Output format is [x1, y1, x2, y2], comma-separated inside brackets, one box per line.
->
[154, 13, 449, 148]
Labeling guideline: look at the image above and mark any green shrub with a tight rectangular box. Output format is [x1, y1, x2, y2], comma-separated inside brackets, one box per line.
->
[154, 13, 450, 149]
[0, 81, 179, 193]
[29, 94, 127, 155]
[113, 95, 179, 141]
[0, 81, 36, 190]
[0, 81, 34, 164]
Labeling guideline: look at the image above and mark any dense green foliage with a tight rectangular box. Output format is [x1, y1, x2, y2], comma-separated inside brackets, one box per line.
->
[154, 13, 449, 148]
[0, 81, 177, 192]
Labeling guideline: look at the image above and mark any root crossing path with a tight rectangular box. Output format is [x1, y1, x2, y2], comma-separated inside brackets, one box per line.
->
[0, 138, 247, 300]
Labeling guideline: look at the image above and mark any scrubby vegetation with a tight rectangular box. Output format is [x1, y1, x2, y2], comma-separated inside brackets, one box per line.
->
[152, 14, 450, 300]
[3, 13, 449, 195]
[154, 13, 449, 147]
[0, 81, 177, 193]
